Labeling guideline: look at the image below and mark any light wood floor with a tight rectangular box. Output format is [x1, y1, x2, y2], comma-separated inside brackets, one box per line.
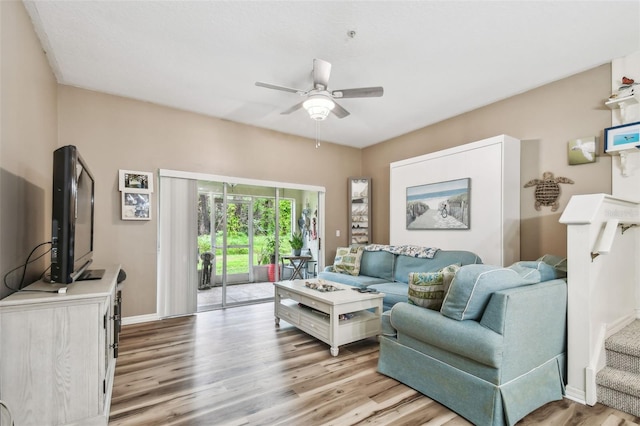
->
[109, 302, 640, 426]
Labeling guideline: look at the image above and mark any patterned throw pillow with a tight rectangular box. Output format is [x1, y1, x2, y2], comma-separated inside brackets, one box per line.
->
[408, 264, 460, 310]
[333, 246, 365, 276]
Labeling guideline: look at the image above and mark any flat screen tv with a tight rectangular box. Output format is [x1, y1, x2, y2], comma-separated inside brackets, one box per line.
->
[50, 145, 100, 283]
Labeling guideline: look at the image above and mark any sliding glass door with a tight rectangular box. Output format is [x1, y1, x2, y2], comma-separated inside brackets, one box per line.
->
[158, 169, 325, 316]
[197, 183, 293, 310]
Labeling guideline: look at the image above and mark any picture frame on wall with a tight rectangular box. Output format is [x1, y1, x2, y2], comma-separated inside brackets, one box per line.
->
[567, 136, 596, 165]
[604, 121, 640, 153]
[118, 169, 154, 192]
[122, 192, 151, 220]
[406, 178, 471, 230]
[348, 177, 371, 245]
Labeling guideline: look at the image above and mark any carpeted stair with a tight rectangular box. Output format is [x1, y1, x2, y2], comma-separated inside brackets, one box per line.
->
[597, 320, 640, 416]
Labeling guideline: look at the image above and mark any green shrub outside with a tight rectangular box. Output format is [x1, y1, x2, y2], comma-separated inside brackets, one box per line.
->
[198, 233, 293, 275]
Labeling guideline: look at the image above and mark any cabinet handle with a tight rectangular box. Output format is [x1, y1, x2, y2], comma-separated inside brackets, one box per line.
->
[110, 342, 119, 358]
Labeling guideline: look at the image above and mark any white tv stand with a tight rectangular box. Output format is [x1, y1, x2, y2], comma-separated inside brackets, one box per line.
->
[0, 265, 122, 425]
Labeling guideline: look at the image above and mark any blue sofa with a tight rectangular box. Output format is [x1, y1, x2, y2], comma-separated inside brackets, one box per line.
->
[377, 261, 568, 425]
[318, 247, 482, 311]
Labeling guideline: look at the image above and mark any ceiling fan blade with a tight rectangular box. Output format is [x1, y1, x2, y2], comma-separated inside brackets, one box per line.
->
[313, 59, 332, 90]
[255, 81, 306, 95]
[280, 101, 304, 115]
[331, 102, 350, 119]
[332, 86, 384, 98]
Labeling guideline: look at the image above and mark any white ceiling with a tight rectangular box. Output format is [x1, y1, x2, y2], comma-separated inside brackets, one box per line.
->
[23, 1, 640, 149]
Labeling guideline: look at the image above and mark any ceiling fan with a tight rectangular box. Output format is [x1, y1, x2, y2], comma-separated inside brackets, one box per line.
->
[255, 58, 384, 121]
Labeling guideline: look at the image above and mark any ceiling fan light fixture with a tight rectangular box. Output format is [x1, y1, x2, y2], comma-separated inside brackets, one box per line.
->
[303, 96, 335, 121]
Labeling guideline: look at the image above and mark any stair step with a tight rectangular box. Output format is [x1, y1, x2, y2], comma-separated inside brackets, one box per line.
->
[598, 320, 640, 416]
[608, 348, 640, 374]
[598, 367, 640, 398]
[606, 320, 640, 358]
[597, 367, 640, 417]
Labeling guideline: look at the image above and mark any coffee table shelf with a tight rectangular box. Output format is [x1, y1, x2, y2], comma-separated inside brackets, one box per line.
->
[274, 279, 383, 356]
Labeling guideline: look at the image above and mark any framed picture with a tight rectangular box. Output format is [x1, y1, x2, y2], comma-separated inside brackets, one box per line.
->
[122, 192, 151, 220]
[604, 121, 640, 153]
[119, 170, 154, 192]
[568, 136, 596, 165]
[406, 178, 470, 230]
[348, 177, 371, 245]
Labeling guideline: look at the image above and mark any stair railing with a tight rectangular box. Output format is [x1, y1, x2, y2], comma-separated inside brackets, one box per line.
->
[560, 194, 640, 405]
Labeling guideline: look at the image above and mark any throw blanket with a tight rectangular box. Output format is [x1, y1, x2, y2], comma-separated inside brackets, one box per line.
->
[364, 244, 439, 259]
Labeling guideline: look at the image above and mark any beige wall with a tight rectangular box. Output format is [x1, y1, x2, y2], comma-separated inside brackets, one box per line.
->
[0, 1, 57, 299]
[57, 86, 361, 316]
[2, 0, 615, 316]
[363, 65, 613, 261]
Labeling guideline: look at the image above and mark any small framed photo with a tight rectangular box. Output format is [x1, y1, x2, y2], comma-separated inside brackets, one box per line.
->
[122, 192, 151, 220]
[119, 170, 153, 192]
[568, 136, 596, 165]
[604, 121, 640, 153]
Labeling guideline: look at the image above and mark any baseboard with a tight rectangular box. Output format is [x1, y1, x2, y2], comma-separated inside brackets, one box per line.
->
[608, 314, 636, 337]
[122, 313, 159, 325]
[565, 385, 587, 405]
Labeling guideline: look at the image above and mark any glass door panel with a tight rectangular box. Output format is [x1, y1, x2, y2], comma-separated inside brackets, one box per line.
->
[195, 180, 321, 311]
[214, 194, 251, 285]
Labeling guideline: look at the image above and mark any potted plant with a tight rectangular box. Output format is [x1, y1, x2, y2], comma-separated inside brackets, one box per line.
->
[257, 235, 278, 281]
[289, 231, 304, 256]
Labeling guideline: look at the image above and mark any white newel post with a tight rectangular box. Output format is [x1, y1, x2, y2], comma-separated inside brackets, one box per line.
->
[609, 51, 640, 198]
[560, 194, 640, 405]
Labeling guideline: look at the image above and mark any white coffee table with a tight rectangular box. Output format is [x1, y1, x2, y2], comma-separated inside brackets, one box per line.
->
[274, 279, 384, 356]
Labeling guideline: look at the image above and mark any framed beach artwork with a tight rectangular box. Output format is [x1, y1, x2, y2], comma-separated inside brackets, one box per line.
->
[604, 121, 640, 153]
[406, 178, 470, 230]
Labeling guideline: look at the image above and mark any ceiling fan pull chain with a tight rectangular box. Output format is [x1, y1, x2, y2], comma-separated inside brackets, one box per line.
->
[315, 121, 320, 149]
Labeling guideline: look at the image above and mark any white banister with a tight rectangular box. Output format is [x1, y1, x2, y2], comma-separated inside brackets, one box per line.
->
[560, 194, 640, 404]
[591, 219, 620, 259]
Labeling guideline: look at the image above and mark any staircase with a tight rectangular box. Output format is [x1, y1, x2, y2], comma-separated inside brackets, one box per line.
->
[597, 320, 640, 416]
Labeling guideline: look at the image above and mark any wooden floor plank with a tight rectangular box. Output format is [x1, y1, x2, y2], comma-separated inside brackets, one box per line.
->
[110, 302, 640, 425]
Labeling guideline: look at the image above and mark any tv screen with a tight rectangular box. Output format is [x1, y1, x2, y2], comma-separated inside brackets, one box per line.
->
[50, 145, 96, 283]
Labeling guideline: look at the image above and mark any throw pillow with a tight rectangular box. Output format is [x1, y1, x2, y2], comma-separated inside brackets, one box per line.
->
[333, 246, 365, 276]
[537, 254, 568, 278]
[441, 264, 540, 321]
[510, 260, 562, 282]
[408, 264, 460, 310]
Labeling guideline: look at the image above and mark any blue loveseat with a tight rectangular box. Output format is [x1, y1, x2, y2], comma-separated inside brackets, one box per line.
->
[318, 246, 482, 311]
[377, 259, 568, 425]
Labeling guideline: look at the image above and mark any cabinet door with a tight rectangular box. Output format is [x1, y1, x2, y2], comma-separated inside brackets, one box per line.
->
[348, 177, 371, 245]
[1, 303, 100, 425]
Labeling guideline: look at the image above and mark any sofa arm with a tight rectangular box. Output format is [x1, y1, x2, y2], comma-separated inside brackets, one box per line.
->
[480, 279, 567, 380]
[390, 303, 503, 368]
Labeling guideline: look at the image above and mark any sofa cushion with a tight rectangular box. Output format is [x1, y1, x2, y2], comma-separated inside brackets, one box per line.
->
[393, 250, 482, 283]
[407, 264, 460, 310]
[333, 246, 364, 276]
[390, 302, 504, 370]
[441, 264, 539, 321]
[316, 270, 388, 288]
[368, 282, 409, 310]
[359, 250, 395, 280]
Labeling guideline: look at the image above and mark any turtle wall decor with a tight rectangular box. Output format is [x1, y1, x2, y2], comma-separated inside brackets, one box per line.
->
[524, 172, 574, 212]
